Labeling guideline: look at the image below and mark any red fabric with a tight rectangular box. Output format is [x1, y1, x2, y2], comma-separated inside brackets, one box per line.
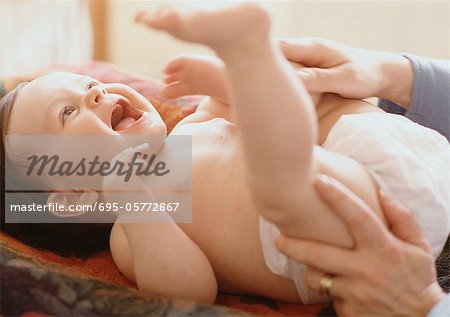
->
[216, 294, 326, 316]
[21, 312, 52, 317]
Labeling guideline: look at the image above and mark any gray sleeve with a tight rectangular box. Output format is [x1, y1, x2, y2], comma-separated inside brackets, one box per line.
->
[379, 54, 450, 141]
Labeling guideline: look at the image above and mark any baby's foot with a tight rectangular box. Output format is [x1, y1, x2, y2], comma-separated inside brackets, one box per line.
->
[136, 3, 271, 55]
[161, 54, 228, 103]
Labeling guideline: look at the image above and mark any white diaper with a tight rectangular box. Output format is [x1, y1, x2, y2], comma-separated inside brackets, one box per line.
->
[260, 112, 450, 304]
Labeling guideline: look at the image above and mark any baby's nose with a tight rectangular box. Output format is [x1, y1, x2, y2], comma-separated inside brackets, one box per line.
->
[87, 86, 107, 107]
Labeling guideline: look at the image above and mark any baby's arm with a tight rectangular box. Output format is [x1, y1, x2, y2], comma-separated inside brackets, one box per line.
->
[104, 141, 215, 302]
[110, 221, 217, 303]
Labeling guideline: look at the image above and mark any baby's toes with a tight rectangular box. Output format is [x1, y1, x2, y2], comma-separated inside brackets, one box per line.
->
[136, 7, 183, 34]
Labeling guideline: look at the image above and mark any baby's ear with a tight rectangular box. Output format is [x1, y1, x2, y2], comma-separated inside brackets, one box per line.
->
[46, 191, 99, 218]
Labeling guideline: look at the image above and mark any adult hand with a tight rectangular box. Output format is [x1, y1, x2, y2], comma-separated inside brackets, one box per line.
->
[279, 38, 414, 108]
[276, 174, 446, 317]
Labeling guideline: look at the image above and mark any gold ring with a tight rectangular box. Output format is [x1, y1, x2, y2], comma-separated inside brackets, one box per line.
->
[319, 273, 333, 296]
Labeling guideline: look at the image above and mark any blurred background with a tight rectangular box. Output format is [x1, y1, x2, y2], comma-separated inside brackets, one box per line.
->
[1, 0, 449, 77]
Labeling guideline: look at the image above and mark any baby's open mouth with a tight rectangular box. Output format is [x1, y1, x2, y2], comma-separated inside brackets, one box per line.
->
[110, 99, 144, 131]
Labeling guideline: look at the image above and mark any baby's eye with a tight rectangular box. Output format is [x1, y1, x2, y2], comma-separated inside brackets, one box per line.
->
[87, 81, 99, 90]
[61, 107, 76, 124]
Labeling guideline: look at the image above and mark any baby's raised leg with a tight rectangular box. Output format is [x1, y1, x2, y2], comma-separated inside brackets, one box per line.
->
[138, 4, 325, 234]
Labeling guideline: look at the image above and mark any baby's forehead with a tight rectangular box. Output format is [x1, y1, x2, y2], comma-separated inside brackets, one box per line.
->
[16, 73, 87, 109]
[34, 72, 94, 85]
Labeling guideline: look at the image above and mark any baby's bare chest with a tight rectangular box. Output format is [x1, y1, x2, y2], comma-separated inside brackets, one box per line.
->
[174, 117, 237, 148]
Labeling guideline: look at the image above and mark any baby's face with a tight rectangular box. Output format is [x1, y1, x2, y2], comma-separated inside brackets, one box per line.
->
[7, 72, 167, 137]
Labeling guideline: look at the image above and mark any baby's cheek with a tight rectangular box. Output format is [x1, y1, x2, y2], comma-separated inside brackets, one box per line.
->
[68, 119, 112, 136]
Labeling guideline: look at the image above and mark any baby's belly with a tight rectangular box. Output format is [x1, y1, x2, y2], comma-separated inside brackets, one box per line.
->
[180, 167, 301, 302]
[176, 118, 301, 302]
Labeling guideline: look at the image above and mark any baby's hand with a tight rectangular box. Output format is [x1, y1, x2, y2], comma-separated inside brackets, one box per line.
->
[102, 143, 156, 218]
[102, 143, 150, 190]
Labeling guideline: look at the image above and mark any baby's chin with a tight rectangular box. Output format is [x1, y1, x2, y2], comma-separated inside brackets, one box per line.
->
[144, 118, 167, 137]
[134, 122, 167, 143]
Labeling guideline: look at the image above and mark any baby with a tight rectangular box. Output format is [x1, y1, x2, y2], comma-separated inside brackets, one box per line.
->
[1, 3, 448, 305]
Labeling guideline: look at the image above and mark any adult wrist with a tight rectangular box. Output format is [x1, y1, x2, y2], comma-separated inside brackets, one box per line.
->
[378, 53, 414, 109]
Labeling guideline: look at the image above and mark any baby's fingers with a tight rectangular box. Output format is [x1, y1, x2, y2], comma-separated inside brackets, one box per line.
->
[113, 143, 149, 162]
[103, 143, 150, 190]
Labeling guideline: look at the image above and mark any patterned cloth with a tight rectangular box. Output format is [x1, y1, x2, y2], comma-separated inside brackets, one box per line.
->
[0, 232, 330, 316]
[0, 239, 252, 317]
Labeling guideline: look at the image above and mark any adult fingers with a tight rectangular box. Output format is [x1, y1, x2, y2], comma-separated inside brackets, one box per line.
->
[332, 299, 346, 317]
[314, 174, 389, 248]
[280, 39, 351, 94]
[305, 267, 347, 299]
[279, 38, 320, 66]
[295, 67, 347, 94]
[276, 235, 357, 275]
[279, 38, 341, 67]
[379, 191, 431, 251]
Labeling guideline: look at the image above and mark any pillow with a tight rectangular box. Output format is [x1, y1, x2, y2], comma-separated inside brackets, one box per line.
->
[0, 62, 202, 133]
